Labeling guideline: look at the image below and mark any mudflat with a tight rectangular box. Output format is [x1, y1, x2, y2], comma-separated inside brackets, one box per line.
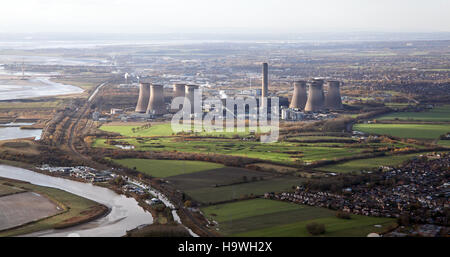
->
[0, 192, 62, 231]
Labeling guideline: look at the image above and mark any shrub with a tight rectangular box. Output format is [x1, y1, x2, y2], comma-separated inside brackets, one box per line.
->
[306, 222, 326, 235]
[336, 211, 351, 219]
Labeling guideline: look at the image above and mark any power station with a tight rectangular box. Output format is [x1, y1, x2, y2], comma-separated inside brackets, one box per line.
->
[135, 82, 150, 113]
[325, 80, 343, 109]
[289, 80, 307, 109]
[304, 79, 325, 112]
[133, 63, 343, 118]
[146, 84, 166, 115]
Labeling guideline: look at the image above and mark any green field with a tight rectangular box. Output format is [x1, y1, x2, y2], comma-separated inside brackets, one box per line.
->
[354, 123, 449, 139]
[113, 158, 224, 178]
[378, 105, 450, 122]
[0, 179, 105, 236]
[94, 137, 374, 165]
[0, 182, 25, 196]
[318, 153, 426, 173]
[100, 123, 269, 138]
[438, 140, 450, 147]
[202, 199, 396, 237]
[184, 177, 304, 204]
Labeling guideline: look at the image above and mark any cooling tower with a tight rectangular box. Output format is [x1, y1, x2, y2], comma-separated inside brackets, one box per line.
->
[184, 85, 199, 114]
[173, 83, 186, 98]
[304, 79, 325, 112]
[325, 80, 343, 109]
[135, 82, 150, 113]
[146, 84, 166, 115]
[289, 80, 307, 109]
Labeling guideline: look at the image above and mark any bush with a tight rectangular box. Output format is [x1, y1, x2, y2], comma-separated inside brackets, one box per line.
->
[306, 222, 326, 235]
[336, 211, 351, 219]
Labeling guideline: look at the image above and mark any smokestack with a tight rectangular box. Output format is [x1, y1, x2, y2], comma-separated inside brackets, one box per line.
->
[261, 62, 268, 99]
[325, 80, 343, 109]
[304, 79, 325, 112]
[146, 84, 166, 115]
[135, 82, 150, 113]
[289, 80, 307, 109]
[184, 85, 199, 114]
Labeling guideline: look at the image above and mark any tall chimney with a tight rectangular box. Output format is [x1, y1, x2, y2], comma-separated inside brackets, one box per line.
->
[146, 84, 166, 115]
[135, 82, 150, 113]
[304, 79, 325, 112]
[261, 63, 268, 106]
[325, 80, 343, 109]
[289, 80, 307, 109]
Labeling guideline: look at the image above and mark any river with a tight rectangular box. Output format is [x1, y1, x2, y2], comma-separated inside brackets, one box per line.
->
[0, 77, 84, 101]
[0, 165, 154, 237]
[0, 123, 42, 141]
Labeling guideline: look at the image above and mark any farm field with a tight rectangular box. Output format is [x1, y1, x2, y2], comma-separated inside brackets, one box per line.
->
[99, 123, 270, 138]
[94, 137, 394, 165]
[165, 167, 304, 204]
[378, 105, 450, 122]
[113, 158, 224, 178]
[0, 179, 106, 236]
[353, 123, 449, 139]
[438, 140, 450, 147]
[201, 199, 396, 237]
[318, 153, 429, 173]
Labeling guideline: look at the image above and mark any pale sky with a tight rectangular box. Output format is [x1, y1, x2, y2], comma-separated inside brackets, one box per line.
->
[0, 0, 449, 33]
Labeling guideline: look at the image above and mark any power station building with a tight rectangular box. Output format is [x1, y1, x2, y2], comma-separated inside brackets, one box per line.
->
[135, 82, 150, 113]
[289, 80, 307, 109]
[325, 80, 343, 109]
[304, 79, 325, 112]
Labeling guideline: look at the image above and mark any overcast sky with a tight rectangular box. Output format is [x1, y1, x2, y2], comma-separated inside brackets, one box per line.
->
[0, 0, 449, 34]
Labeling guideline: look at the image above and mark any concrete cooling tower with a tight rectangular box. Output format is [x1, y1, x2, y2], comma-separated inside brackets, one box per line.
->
[173, 83, 186, 98]
[146, 84, 166, 115]
[135, 82, 150, 113]
[325, 80, 343, 109]
[304, 79, 325, 112]
[184, 85, 199, 114]
[289, 80, 307, 109]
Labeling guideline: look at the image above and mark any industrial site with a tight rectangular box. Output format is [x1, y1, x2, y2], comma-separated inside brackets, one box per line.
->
[0, 1, 448, 245]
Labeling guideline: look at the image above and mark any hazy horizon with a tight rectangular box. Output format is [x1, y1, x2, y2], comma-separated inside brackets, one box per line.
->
[0, 0, 449, 34]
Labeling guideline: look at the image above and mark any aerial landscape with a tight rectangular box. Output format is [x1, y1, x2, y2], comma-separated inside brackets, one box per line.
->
[0, 0, 448, 248]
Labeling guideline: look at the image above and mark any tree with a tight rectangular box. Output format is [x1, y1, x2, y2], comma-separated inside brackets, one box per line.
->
[184, 200, 192, 208]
